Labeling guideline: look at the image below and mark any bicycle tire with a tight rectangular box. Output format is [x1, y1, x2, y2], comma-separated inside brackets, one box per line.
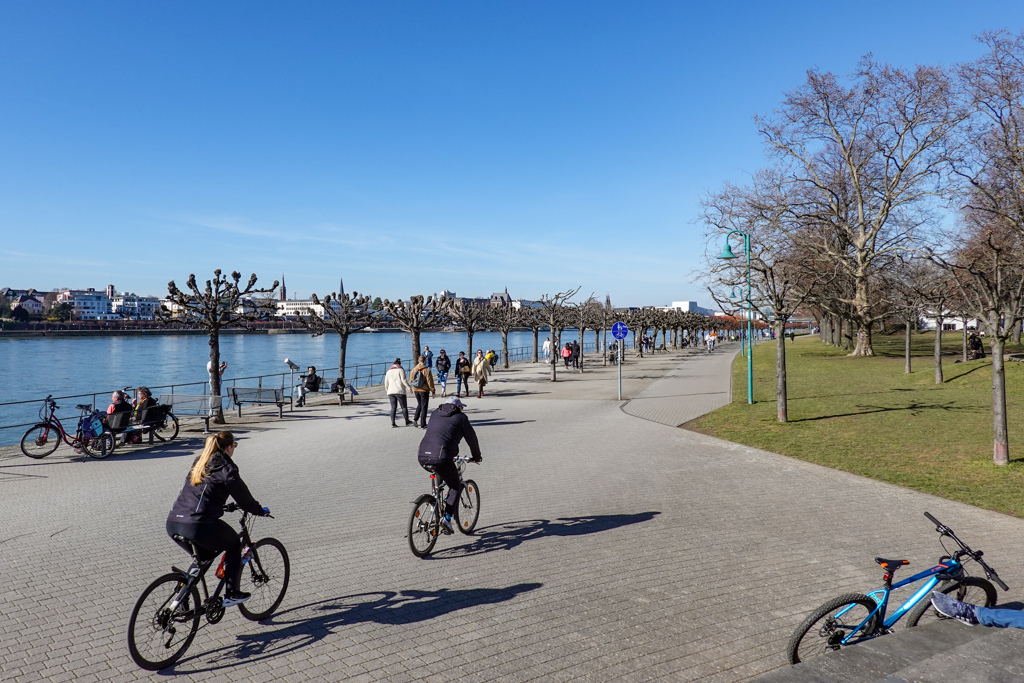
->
[408, 494, 439, 557]
[127, 573, 201, 671]
[786, 593, 878, 665]
[455, 479, 480, 534]
[904, 577, 997, 628]
[153, 413, 180, 442]
[20, 423, 60, 459]
[84, 432, 115, 459]
[238, 537, 290, 621]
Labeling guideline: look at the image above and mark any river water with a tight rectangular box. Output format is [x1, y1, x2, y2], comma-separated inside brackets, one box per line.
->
[0, 329, 600, 445]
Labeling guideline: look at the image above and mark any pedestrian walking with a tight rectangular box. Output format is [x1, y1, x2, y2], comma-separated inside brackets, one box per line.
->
[455, 351, 472, 397]
[472, 349, 491, 398]
[384, 358, 413, 427]
[410, 355, 435, 429]
[423, 346, 433, 369]
[562, 343, 572, 368]
[542, 336, 551, 360]
[571, 340, 580, 369]
[435, 349, 451, 397]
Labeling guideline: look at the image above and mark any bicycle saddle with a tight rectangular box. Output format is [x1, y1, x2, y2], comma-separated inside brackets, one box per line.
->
[875, 557, 909, 571]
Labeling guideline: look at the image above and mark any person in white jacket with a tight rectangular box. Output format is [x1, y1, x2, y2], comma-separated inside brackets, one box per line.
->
[384, 358, 413, 427]
[542, 337, 551, 360]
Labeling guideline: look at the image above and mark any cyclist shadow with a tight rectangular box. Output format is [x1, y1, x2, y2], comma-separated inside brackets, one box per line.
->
[429, 512, 661, 560]
[169, 583, 542, 673]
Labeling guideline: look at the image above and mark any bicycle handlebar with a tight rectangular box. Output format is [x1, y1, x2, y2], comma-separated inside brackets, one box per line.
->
[223, 502, 274, 518]
[925, 511, 1009, 591]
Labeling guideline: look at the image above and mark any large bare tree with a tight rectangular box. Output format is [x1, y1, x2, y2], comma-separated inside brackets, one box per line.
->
[536, 287, 580, 381]
[382, 295, 451, 363]
[758, 57, 964, 356]
[448, 299, 489, 361]
[159, 270, 278, 423]
[296, 291, 373, 401]
[487, 304, 523, 369]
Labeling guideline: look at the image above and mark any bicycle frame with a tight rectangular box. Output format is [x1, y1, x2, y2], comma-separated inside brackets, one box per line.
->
[836, 557, 965, 645]
[169, 513, 259, 615]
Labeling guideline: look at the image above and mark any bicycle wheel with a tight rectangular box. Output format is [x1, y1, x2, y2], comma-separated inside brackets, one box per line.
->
[408, 494, 439, 557]
[20, 423, 61, 458]
[83, 432, 114, 459]
[455, 480, 480, 534]
[786, 593, 878, 665]
[153, 413, 179, 442]
[238, 538, 290, 621]
[904, 577, 997, 628]
[127, 573, 201, 671]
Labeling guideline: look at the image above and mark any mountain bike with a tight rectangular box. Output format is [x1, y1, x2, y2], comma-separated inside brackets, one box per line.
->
[127, 504, 289, 670]
[408, 455, 480, 557]
[787, 512, 1008, 665]
[20, 396, 114, 459]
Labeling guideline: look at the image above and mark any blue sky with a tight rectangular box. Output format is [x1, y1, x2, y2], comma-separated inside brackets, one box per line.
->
[2, 1, 1022, 307]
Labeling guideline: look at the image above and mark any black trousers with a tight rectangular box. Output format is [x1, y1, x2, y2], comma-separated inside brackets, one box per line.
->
[428, 459, 462, 515]
[413, 392, 430, 426]
[166, 519, 242, 591]
[389, 394, 409, 424]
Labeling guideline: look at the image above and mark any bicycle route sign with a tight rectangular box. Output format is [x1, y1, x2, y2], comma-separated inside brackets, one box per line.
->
[612, 322, 629, 340]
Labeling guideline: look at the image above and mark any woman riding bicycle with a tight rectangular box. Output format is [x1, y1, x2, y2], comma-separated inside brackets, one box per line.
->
[166, 431, 269, 607]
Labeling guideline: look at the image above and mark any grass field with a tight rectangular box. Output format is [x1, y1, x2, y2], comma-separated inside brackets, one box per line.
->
[689, 332, 1024, 517]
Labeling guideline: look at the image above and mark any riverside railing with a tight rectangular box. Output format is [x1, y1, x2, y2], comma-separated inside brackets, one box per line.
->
[0, 338, 635, 446]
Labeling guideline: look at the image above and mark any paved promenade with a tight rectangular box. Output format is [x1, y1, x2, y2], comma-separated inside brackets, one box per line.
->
[3, 344, 1024, 681]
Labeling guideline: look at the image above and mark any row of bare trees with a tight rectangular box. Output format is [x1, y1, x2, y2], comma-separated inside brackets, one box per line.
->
[699, 30, 1024, 464]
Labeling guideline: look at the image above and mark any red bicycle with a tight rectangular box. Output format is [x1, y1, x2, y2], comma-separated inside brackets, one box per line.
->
[20, 395, 114, 459]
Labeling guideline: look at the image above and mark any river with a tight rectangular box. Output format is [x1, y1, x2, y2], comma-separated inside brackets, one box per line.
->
[0, 328, 601, 445]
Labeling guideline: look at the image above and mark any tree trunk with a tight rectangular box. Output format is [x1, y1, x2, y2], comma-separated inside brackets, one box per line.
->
[934, 318, 943, 384]
[962, 319, 969, 363]
[208, 328, 225, 424]
[904, 319, 912, 374]
[992, 337, 1009, 465]
[411, 329, 421, 365]
[844, 318, 855, 352]
[594, 328, 600, 356]
[851, 322, 873, 356]
[466, 330, 474, 363]
[1015, 320, 1022, 346]
[502, 330, 509, 369]
[849, 275, 875, 356]
[532, 328, 539, 363]
[338, 331, 349, 403]
[550, 327, 560, 381]
[602, 328, 607, 366]
[775, 321, 788, 422]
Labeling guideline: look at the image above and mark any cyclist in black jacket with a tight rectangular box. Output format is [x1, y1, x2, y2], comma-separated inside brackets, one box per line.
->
[417, 396, 481, 533]
[166, 431, 269, 606]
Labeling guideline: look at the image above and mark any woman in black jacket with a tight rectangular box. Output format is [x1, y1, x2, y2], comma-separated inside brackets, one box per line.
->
[435, 350, 452, 397]
[166, 431, 268, 606]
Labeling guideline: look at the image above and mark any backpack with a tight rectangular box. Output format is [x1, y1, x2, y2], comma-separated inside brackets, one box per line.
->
[410, 369, 425, 388]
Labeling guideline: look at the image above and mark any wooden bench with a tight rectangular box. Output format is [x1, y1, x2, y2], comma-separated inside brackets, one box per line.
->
[158, 394, 223, 433]
[229, 387, 286, 418]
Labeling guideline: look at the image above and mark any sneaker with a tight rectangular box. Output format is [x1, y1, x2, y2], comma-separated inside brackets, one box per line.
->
[223, 591, 251, 607]
[440, 516, 454, 534]
[930, 591, 979, 625]
[391, 423, 398, 428]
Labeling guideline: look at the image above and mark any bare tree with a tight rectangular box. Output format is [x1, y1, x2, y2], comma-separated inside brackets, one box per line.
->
[536, 287, 580, 381]
[159, 270, 278, 423]
[758, 57, 964, 355]
[296, 291, 372, 401]
[487, 305, 523, 369]
[569, 295, 598, 372]
[521, 307, 544, 363]
[382, 295, 451, 363]
[448, 299, 489, 362]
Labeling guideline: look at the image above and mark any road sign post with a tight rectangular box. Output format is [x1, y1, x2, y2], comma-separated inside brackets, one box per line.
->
[612, 322, 629, 401]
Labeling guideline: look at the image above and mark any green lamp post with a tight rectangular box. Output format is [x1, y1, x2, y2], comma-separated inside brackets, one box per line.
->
[719, 231, 754, 405]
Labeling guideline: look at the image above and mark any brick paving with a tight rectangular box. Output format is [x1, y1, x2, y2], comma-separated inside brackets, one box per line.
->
[3, 346, 1024, 681]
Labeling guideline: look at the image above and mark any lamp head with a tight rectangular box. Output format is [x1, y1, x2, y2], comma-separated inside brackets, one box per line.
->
[718, 242, 737, 260]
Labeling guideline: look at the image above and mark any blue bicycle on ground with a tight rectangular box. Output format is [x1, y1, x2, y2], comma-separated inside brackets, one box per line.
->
[787, 512, 1009, 665]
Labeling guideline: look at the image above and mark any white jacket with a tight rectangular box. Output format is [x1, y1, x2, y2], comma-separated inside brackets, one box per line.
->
[384, 366, 412, 395]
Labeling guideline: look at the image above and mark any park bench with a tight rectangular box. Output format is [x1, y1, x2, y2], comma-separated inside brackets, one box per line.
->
[296, 374, 360, 406]
[229, 387, 286, 418]
[105, 404, 175, 445]
[158, 394, 222, 434]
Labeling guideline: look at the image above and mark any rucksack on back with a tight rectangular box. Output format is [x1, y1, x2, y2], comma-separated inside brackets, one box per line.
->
[410, 370, 425, 388]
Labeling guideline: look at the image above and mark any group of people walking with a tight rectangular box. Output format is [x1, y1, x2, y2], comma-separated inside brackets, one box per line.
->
[560, 340, 581, 369]
[385, 348, 493, 428]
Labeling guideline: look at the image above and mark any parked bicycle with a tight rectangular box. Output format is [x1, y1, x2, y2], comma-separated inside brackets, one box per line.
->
[408, 455, 480, 557]
[127, 503, 290, 670]
[787, 511, 1008, 664]
[20, 396, 114, 459]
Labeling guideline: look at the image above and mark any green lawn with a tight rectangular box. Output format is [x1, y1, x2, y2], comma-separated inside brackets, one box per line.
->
[689, 333, 1024, 517]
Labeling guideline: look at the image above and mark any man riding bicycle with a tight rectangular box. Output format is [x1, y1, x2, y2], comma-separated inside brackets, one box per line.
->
[417, 396, 481, 533]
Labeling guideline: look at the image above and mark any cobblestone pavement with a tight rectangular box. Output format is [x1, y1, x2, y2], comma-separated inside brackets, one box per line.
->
[4, 348, 1024, 681]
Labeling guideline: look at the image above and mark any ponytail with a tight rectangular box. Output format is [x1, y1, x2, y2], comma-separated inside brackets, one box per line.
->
[189, 431, 234, 485]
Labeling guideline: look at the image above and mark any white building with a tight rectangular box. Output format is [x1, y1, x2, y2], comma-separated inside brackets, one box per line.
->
[57, 288, 118, 320]
[275, 299, 344, 319]
[660, 301, 716, 316]
[111, 292, 161, 319]
[920, 310, 980, 332]
[12, 294, 44, 315]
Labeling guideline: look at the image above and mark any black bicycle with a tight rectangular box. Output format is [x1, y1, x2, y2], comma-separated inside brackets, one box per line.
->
[408, 455, 481, 557]
[127, 504, 289, 670]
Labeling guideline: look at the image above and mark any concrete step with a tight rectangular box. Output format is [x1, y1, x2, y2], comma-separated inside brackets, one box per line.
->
[754, 619, 1024, 682]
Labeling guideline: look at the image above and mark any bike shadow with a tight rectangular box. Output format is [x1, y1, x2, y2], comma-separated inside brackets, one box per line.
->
[428, 512, 661, 560]
[167, 583, 542, 674]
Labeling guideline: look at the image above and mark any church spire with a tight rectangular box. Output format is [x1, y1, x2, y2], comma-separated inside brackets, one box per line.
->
[280, 274, 287, 301]
[339, 276, 345, 298]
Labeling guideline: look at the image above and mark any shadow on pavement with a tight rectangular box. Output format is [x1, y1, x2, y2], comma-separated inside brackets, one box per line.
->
[471, 418, 537, 427]
[428, 512, 661, 559]
[169, 583, 542, 674]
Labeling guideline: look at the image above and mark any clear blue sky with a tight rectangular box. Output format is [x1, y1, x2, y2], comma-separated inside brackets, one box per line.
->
[2, 1, 1021, 307]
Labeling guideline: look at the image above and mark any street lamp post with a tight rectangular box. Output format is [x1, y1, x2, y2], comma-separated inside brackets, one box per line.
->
[718, 232, 754, 405]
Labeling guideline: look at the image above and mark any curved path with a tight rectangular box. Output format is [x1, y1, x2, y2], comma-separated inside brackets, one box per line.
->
[3, 345, 1024, 681]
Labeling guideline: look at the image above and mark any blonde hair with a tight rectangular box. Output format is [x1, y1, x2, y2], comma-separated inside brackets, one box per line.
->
[189, 431, 234, 486]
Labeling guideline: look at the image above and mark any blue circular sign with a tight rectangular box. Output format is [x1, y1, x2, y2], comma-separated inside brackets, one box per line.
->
[612, 322, 629, 340]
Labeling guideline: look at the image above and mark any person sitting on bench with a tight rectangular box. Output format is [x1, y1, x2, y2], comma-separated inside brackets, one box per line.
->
[296, 366, 321, 407]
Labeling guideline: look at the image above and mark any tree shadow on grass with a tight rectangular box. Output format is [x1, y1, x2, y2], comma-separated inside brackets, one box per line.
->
[790, 400, 981, 423]
[167, 583, 543, 674]
[426, 512, 661, 560]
